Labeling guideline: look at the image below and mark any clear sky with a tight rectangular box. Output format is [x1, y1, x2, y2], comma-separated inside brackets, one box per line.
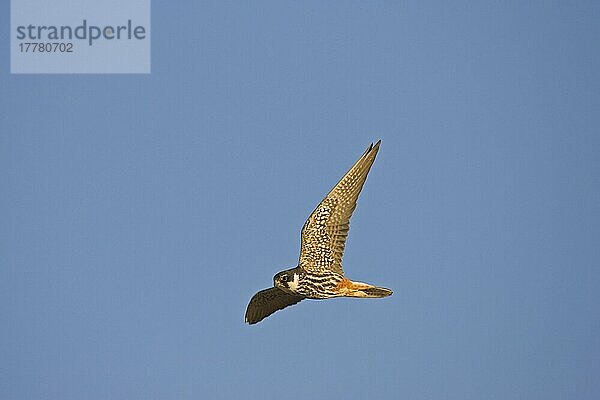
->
[2, 2, 600, 399]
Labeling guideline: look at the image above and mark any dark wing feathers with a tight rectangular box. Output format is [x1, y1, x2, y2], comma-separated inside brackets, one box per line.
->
[298, 140, 381, 275]
[245, 288, 304, 325]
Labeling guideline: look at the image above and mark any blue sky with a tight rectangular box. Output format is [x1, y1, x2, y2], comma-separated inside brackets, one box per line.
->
[2, 1, 599, 399]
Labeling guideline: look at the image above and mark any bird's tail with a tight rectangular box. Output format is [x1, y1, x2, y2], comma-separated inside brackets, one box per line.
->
[338, 279, 393, 298]
[360, 286, 393, 298]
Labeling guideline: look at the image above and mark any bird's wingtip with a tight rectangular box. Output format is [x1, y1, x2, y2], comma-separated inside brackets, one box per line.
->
[366, 139, 381, 153]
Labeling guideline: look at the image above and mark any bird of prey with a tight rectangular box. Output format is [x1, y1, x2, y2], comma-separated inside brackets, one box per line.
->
[245, 140, 392, 324]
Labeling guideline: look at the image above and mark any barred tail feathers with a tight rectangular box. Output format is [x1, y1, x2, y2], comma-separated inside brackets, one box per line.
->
[360, 285, 393, 298]
[335, 278, 393, 298]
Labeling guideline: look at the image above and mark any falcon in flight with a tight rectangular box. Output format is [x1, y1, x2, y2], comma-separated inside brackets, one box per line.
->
[245, 140, 392, 324]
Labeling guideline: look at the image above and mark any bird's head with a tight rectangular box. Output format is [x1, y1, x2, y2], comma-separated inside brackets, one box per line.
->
[274, 268, 300, 293]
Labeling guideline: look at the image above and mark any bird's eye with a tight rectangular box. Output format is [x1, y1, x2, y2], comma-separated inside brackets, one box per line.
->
[280, 275, 288, 282]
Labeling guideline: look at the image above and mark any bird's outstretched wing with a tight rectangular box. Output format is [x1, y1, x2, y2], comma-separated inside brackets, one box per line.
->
[298, 140, 381, 276]
[245, 288, 304, 324]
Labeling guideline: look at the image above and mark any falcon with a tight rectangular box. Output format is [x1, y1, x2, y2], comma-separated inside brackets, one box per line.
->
[245, 140, 392, 324]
